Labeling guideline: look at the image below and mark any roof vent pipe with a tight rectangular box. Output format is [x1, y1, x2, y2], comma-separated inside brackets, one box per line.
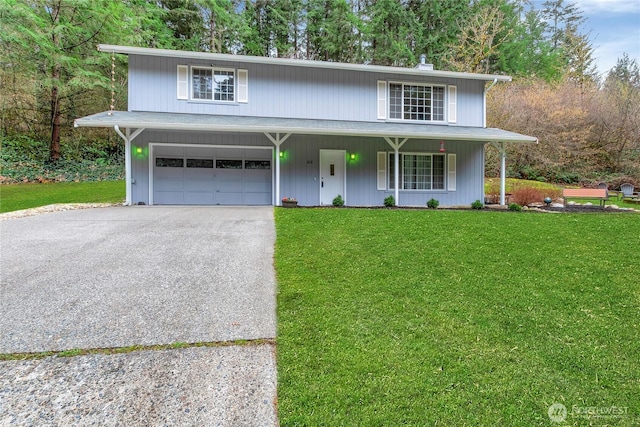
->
[415, 54, 433, 70]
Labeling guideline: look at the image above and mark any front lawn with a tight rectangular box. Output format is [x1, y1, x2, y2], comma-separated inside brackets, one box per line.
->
[275, 209, 639, 425]
[0, 180, 125, 213]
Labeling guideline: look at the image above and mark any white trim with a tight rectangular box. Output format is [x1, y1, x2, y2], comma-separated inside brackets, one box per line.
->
[148, 143, 273, 206]
[319, 149, 347, 205]
[237, 69, 248, 103]
[448, 85, 457, 123]
[447, 153, 456, 191]
[376, 151, 387, 190]
[377, 81, 387, 120]
[99, 44, 512, 82]
[177, 65, 188, 100]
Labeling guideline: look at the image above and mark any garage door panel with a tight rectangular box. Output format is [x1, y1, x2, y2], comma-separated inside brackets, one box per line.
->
[185, 192, 215, 205]
[185, 168, 214, 179]
[216, 148, 244, 158]
[154, 191, 184, 205]
[215, 193, 244, 205]
[215, 180, 244, 192]
[244, 180, 271, 192]
[155, 168, 184, 179]
[185, 179, 214, 192]
[155, 179, 184, 192]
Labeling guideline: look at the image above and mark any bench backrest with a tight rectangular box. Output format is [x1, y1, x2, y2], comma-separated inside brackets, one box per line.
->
[620, 183, 634, 196]
[562, 188, 607, 198]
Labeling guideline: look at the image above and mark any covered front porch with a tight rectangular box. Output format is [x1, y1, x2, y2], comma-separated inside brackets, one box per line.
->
[74, 111, 537, 206]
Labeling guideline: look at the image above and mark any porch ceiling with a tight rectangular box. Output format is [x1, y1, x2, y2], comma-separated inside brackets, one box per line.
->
[74, 111, 537, 144]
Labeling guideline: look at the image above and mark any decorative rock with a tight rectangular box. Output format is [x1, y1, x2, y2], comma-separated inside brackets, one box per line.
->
[568, 201, 577, 205]
[584, 202, 593, 206]
[607, 204, 619, 209]
[551, 203, 564, 208]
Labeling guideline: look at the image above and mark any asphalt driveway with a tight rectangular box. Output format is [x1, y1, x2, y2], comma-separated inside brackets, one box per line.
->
[0, 206, 277, 425]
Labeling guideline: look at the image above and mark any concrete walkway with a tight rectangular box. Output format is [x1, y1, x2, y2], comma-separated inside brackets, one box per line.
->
[0, 206, 278, 426]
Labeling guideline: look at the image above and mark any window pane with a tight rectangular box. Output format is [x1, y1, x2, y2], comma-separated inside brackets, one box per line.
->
[214, 70, 235, 101]
[192, 68, 213, 100]
[433, 155, 445, 189]
[156, 158, 184, 168]
[433, 87, 445, 121]
[216, 159, 243, 169]
[245, 160, 271, 169]
[389, 84, 402, 119]
[186, 159, 213, 168]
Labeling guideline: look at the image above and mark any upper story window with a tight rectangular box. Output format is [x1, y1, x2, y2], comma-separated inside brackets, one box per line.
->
[389, 83, 445, 122]
[377, 81, 455, 123]
[177, 65, 248, 103]
[192, 67, 235, 101]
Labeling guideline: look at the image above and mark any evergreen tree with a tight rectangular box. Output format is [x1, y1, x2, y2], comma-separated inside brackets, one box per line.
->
[364, 0, 419, 66]
[0, 0, 138, 162]
[408, 0, 470, 69]
[305, 0, 360, 62]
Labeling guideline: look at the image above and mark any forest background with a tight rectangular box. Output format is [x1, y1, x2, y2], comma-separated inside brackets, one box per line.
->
[1, 0, 638, 187]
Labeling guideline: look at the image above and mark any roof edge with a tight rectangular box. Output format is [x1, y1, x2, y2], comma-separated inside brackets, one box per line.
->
[74, 111, 536, 143]
[97, 44, 512, 82]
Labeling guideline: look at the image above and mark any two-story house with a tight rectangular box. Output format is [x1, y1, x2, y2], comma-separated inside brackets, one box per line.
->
[75, 45, 536, 207]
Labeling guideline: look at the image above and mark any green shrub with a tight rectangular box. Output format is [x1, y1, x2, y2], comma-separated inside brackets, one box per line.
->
[332, 195, 344, 207]
[383, 195, 395, 207]
[508, 203, 522, 211]
[426, 198, 439, 209]
[471, 200, 483, 210]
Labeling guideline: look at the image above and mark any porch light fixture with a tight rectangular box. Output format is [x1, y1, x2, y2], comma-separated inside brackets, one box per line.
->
[350, 153, 356, 161]
[136, 147, 143, 155]
[279, 151, 284, 158]
[439, 141, 446, 153]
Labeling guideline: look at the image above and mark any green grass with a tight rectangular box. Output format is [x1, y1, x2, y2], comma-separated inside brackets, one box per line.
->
[275, 209, 640, 426]
[485, 177, 561, 193]
[565, 198, 640, 210]
[0, 180, 125, 213]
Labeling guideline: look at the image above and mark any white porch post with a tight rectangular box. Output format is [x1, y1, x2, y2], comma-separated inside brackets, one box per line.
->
[394, 148, 400, 205]
[265, 132, 291, 206]
[113, 125, 145, 206]
[383, 137, 409, 206]
[124, 129, 132, 206]
[275, 144, 281, 206]
[500, 142, 506, 206]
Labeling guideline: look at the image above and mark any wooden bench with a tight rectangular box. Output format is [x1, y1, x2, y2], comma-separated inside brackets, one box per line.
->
[562, 188, 608, 208]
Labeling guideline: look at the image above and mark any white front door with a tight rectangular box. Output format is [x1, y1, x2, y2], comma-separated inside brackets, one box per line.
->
[320, 149, 346, 205]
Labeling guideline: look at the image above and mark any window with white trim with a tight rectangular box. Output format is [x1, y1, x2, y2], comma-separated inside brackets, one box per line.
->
[190, 67, 235, 101]
[388, 83, 445, 122]
[388, 153, 445, 190]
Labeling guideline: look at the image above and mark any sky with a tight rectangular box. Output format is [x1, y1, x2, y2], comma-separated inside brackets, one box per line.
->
[533, 0, 640, 78]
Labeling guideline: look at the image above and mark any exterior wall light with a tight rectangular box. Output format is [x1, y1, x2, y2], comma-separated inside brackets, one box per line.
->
[439, 141, 446, 153]
[136, 147, 143, 154]
[279, 151, 284, 158]
[350, 153, 357, 160]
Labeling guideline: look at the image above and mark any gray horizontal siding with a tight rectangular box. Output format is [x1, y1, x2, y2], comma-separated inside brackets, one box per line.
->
[128, 55, 485, 127]
[129, 130, 484, 206]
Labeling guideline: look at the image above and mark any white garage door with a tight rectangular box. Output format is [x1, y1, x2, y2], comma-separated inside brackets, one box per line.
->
[152, 145, 272, 205]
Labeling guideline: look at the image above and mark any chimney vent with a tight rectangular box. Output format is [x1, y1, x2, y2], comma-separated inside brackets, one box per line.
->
[415, 54, 434, 71]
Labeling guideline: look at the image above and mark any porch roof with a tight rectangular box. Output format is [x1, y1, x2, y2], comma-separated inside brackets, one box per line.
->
[75, 111, 537, 144]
